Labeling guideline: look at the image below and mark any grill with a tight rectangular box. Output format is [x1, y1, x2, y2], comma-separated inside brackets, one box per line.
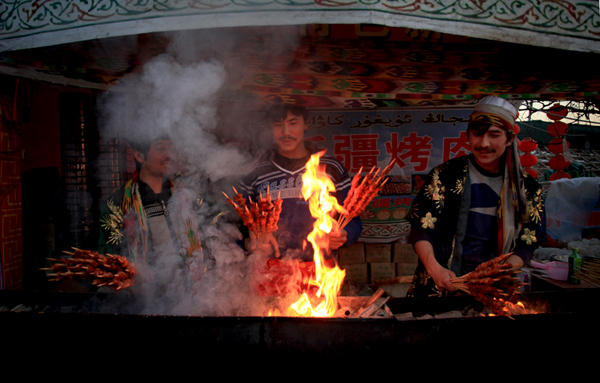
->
[2, 289, 598, 361]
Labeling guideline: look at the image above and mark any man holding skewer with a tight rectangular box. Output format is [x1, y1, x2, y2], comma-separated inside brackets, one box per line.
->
[240, 104, 362, 261]
[406, 96, 545, 297]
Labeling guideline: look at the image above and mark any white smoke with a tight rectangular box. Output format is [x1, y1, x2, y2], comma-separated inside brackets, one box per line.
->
[95, 28, 304, 316]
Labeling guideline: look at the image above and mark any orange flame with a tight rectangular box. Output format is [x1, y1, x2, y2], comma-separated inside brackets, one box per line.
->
[484, 300, 539, 318]
[288, 152, 347, 317]
[506, 300, 538, 315]
[267, 308, 281, 317]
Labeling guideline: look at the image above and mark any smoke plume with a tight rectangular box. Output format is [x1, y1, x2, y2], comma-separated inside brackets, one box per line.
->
[95, 27, 304, 316]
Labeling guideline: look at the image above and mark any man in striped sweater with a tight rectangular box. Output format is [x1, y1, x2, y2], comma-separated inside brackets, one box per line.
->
[240, 104, 362, 261]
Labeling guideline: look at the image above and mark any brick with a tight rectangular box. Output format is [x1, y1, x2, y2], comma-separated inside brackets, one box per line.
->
[393, 243, 418, 263]
[369, 262, 395, 283]
[343, 263, 368, 283]
[365, 244, 391, 263]
[338, 242, 365, 265]
[396, 262, 417, 277]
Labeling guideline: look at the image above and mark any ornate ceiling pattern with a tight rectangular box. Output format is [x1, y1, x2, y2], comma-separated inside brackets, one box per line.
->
[1, 0, 598, 52]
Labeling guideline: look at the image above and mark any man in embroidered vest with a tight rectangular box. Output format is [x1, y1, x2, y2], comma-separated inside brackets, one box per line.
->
[406, 96, 544, 297]
[98, 136, 202, 267]
[240, 104, 362, 261]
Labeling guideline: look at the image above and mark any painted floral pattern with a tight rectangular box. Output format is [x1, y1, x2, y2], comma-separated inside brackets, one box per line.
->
[1, 1, 597, 48]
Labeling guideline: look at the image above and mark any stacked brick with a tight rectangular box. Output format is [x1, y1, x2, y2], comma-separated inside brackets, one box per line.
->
[338, 242, 417, 285]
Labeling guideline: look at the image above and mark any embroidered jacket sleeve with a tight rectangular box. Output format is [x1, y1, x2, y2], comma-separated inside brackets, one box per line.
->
[511, 174, 545, 266]
[406, 156, 469, 265]
[98, 202, 114, 254]
[98, 187, 126, 255]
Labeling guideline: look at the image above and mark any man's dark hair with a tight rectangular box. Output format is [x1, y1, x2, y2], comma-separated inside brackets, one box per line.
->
[467, 121, 512, 142]
[128, 135, 171, 170]
[264, 103, 309, 125]
[129, 139, 152, 156]
[128, 134, 171, 155]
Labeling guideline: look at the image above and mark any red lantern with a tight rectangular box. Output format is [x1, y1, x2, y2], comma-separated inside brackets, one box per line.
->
[524, 168, 539, 178]
[520, 153, 538, 168]
[550, 171, 571, 181]
[546, 104, 568, 121]
[518, 138, 538, 152]
[548, 137, 570, 154]
[549, 155, 570, 171]
[545, 104, 572, 181]
[547, 121, 569, 137]
[513, 124, 521, 135]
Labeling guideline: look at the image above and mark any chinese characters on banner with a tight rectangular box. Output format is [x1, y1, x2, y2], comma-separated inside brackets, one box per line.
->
[305, 109, 471, 242]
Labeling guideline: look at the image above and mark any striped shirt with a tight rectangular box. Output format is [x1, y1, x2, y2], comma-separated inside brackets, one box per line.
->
[240, 142, 360, 261]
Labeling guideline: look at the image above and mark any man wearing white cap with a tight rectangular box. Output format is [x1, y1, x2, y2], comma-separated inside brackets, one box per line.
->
[406, 96, 544, 297]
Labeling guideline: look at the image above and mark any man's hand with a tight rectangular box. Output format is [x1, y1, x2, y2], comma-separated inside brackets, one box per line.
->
[507, 254, 524, 272]
[245, 231, 280, 258]
[328, 229, 347, 250]
[414, 240, 456, 292]
[427, 262, 457, 292]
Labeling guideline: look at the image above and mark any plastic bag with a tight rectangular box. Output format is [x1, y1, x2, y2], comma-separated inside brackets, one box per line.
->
[546, 177, 600, 242]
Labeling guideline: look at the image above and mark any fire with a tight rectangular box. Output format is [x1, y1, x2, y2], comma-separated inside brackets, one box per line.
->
[288, 152, 347, 317]
[485, 300, 538, 318]
[505, 300, 538, 316]
[267, 308, 281, 316]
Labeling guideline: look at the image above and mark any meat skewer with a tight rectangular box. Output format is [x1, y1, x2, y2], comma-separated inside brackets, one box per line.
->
[337, 159, 395, 230]
[42, 248, 136, 291]
[223, 187, 283, 244]
[450, 253, 525, 317]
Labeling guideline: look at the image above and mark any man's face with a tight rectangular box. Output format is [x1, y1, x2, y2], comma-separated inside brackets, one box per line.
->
[468, 125, 513, 173]
[136, 139, 175, 179]
[271, 111, 308, 158]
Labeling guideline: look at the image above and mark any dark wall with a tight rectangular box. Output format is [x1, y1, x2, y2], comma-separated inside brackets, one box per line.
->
[16, 80, 99, 290]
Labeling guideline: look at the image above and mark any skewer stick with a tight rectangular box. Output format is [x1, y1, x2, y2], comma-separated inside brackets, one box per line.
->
[579, 266, 600, 277]
[573, 271, 600, 287]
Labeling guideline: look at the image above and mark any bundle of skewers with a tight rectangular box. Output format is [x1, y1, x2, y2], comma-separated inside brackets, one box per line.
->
[450, 253, 523, 317]
[42, 248, 136, 291]
[573, 257, 600, 287]
[337, 159, 395, 230]
[223, 187, 283, 243]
